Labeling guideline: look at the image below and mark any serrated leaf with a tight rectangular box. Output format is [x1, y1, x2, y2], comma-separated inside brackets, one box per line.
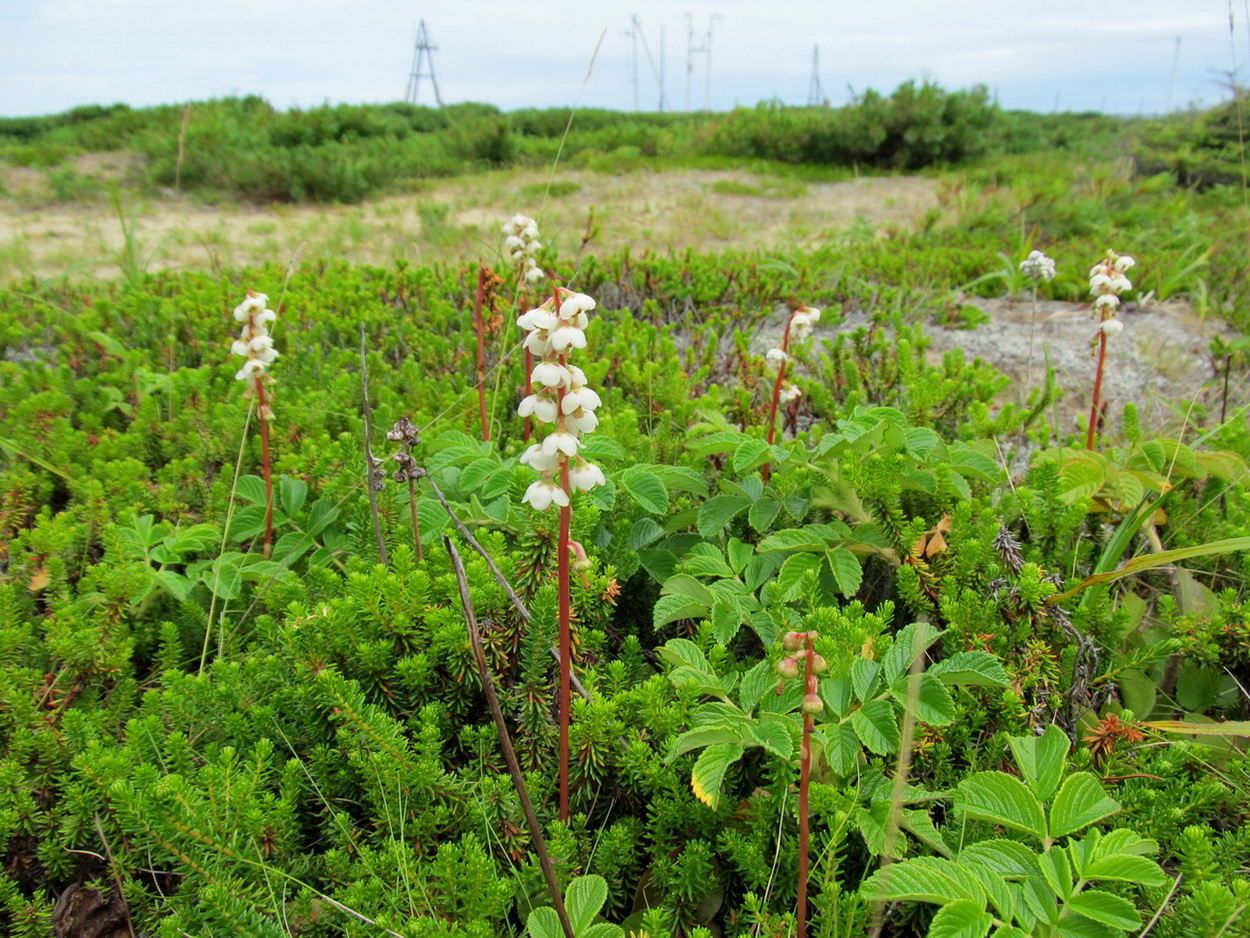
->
[565, 874, 609, 934]
[667, 724, 749, 761]
[620, 466, 669, 514]
[733, 439, 772, 474]
[927, 899, 993, 938]
[861, 856, 985, 905]
[742, 552, 782, 592]
[627, 517, 665, 550]
[826, 547, 862, 597]
[658, 638, 709, 672]
[726, 538, 753, 574]
[1049, 774, 1120, 839]
[957, 772, 1046, 841]
[304, 499, 338, 536]
[152, 569, 194, 602]
[689, 430, 750, 458]
[748, 497, 781, 532]
[661, 574, 716, 607]
[776, 552, 823, 602]
[901, 808, 951, 858]
[820, 676, 853, 719]
[1080, 853, 1166, 887]
[1008, 724, 1069, 802]
[757, 527, 830, 552]
[891, 673, 956, 726]
[234, 474, 268, 506]
[851, 699, 901, 755]
[960, 840, 1040, 878]
[278, 475, 308, 517]
[949, 447, 1002, 482]
[851, 657, 882, 702]
[697, 494, 751, 538]
[690, 744, 743, 809]
[1056, 452, 1106, 504]
[1064, 891, 1140, 930]
[202, 552, 244, 600]
[821, 720, 861, 775]
[738, 660, 773, 713]
[652, 592, 703, 628]
[1038, 847, 1073, 901]
[651, 465, 710, 497]
[929, 651, 1011, 687]
[881, 622, 941, 683]
[228, 504, 267, 541]
[681, 551, 737, 579]
[749, 721, 793, 759]
[710, 601, 741, 645]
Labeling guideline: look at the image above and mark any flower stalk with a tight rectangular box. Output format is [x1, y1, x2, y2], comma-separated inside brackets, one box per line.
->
[516, 286, 605, 821]
[763, 306, 819, 485]
[502, 214, 545, 445]
[474, 266, 490, 442]
[1085, 250, 1135, 450]
[231, 290, 279, 559]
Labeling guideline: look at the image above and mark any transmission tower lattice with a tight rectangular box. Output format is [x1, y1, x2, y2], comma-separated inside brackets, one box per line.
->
[807, 45, 825, 106]
[405, 20, 443, 107]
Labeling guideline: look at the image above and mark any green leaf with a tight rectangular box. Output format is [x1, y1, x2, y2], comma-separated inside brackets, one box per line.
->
[738, 660, 774, 714]
[949, 447, 1003, 483]
[776, 552, 823, 602]
[749, 497, 781, 532]
[927, 900, 993, 938]
[710, 601, 741, 645]
[620, 466, 670, 514]
[929, 652, 1011, 687]
[1038, 847, 1073, 901]
[152, 569, 194, 602]
[304, 499, 339, 536]
[891, 673, 956, 726]
[820, 676, 853, 719]
[667, 725, 749, 761]
[627, 518, 665, 550]
[1143, 719, 1250, 736]
[851, 699, 901, 755]
[681, 550, 737, 579]
[1008, 724, 1069, 802]
[651, 465, 710, 497]
[1056, 452, 1106, 503]
[757, 527, 831, 552]
[1064, 891, 1140, 930]
[1049, 774, 1120, 839]
[278, 476, 308, 517]
[749, 721, 793, 760]
[652, 595, 706, 629]
[235, 474, 268, 506]
[1081, 853, 1167, 887]
[658, 639, 709, 673]
[957, 772, 1047, 841]
[821, 720, 861, 775]
[1046, 537, 1250, 607]
[566, 875, 609, 935]
[881, 622, 941, 683]
[690, 744, 743, 809]
[959, 840, 1040, 878]
[861, 857, 986, 905]
[526, 908, 561, 938]
[661, 574, 716, 607]
[901, 808, 952, 858]
[851, 657, 882, 702]
[825, 547, 862, 597]
[726, 538, 753, 574]
[203, 552, 245, 600]
[697, 494, 751, 538]
[733, 438, 772, 474]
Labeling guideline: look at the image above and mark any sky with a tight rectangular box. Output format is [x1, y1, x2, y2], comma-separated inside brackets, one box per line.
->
[0, 0, 1241, 119]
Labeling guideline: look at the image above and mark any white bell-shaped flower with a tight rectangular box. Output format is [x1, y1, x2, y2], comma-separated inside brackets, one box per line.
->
[569, 461, 606, 492]
[531, 362, 572, 389]
[549, 324, 587, 354]
[520, 444, 561, 473]
[562, 386, 601, 415]
[542, 430, 581, 458]
[522, 479, 570, 511]
[518, 393, 558, 424]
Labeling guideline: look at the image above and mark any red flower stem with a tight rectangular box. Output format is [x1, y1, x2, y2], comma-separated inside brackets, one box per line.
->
[254, 376, 274, 560]
[1086, 329, 1108, 450]
[762, 314, 795, 486]
[798, 633, 814, 938]
[558, 461, 571, 822]
[475, 266, 489, 443]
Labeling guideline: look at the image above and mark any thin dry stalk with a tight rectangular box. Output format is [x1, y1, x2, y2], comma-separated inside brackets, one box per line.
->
[359, 325, 388, 565]
[446, 536, 576, 938]
[475, 266, 490, 442]
[763, 314, 795, 486]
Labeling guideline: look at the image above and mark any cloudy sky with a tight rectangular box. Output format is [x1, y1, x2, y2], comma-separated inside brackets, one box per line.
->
[0, 0, 1238, 118]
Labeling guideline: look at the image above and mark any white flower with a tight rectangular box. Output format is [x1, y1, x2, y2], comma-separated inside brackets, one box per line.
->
[505, 235, 523, 250]
[779, 384, 802, 404]
[766, 348, 790, 366]
[520, 444, 561, 473]
[522, 479, 570, 511]
[231, 339, 250, 356]
[523, 330, 553, 357]
[559, 292, 596, 320]
[1100, 318, 1124, 337]
[1093, 294, 1120, 312]
[234, 360, 263, 381]
[542, 431, 581, 458]
[562, 386, 601, 414]
[518, 394, 559, 424]
[1020, 251, 1056, 282]
[531, 362, 572, 389]
[549, 325, 588, 354]
[524, 259, 545, 283]
[1114, 255, 1135, 272]
[570, 461, 606, 492]
[232, 291, 278, 384]
[518, 306, 557, 332]
[566, 409, 599, 435]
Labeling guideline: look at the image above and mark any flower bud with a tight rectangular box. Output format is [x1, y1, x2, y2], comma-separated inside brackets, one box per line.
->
[775, 657, 799, 680]
[801, 693, 824, 715]
[810, 654, 828, 674]
[783, 631, 806, 652]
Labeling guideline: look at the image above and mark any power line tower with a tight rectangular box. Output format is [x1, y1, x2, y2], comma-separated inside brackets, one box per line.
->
[685, 13, 718, 111]
[405, 20, 443, 107]
[633, 15, 668, 112]
[807, 44, 825, 106]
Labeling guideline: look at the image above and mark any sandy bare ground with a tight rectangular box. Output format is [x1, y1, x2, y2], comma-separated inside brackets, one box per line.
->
[0, 161, 935, 281]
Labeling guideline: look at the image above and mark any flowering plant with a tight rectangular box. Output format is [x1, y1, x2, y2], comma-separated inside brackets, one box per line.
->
[502, 213, 545, 285]
[1086, 250, 1136, 449]
[231, 291, 279, 419]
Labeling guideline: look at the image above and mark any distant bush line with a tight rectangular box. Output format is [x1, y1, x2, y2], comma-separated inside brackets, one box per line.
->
[1, 83, 1127, 204]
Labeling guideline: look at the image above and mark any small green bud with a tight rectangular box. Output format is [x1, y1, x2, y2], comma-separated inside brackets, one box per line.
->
[801, 693, 824, 715]
[776, 657, 800, 680]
